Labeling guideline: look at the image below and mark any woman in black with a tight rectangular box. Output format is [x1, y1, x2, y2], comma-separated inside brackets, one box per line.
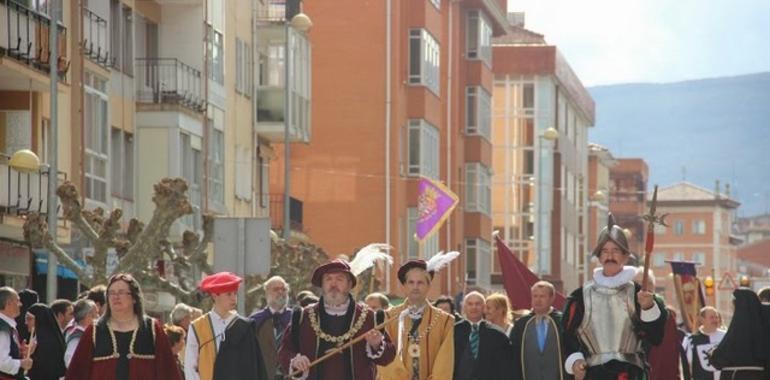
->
[710, 288, 770, 380]
[26, 303, 66, 380]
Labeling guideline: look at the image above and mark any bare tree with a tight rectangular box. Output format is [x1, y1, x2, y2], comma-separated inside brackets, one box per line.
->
[23, 178, 211, 305]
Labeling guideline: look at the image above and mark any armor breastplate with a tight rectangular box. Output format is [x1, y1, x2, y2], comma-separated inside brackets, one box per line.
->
[577, 281, 645, 369]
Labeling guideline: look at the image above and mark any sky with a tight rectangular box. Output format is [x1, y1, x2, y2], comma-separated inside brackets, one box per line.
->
[508, 0, 770, 86]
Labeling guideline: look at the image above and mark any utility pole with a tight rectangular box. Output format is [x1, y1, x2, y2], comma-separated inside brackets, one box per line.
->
[47, 0, 60, 302]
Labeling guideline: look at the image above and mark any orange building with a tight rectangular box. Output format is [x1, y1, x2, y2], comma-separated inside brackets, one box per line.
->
[650, 182, 740, 316]
[491, 24, 595, 293]
[271, 0, 511, 295]
[609, 158, 649, 257]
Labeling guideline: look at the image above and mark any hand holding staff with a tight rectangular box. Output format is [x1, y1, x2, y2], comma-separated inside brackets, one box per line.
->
[289, 313, 399, 378]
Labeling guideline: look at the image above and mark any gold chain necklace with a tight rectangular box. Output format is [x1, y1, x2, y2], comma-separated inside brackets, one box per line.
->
[307, 305, 369, 344]
[405, 310, 440, 357]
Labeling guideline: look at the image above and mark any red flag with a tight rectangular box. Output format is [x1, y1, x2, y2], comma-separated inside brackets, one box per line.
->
[495, 234, 566, 310]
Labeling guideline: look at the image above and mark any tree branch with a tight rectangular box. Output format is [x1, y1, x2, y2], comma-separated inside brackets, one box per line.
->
[23, 212, 93, 286]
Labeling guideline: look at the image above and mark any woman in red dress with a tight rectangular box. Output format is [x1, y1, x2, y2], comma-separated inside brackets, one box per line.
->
[65, 273, 181, 380]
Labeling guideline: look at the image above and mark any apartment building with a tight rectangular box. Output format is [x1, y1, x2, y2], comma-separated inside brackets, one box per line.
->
[651, 181, 740, 315]
[491, 22, 595, 293]
[0, 0, 311, 305]
[270, 0, 510, 295]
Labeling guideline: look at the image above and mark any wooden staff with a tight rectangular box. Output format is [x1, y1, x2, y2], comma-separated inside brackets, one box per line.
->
[289, 313, 400, 378]
[24, 328, 36, 376]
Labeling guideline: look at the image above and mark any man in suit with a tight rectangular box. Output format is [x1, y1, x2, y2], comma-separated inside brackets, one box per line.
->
[510, 281, 566, 380]
[250, 276, 292, 380]
[453, 291, 514, 380]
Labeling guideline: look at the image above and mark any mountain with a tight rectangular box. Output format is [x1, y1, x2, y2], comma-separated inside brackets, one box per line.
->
[588, 72, 770, 217]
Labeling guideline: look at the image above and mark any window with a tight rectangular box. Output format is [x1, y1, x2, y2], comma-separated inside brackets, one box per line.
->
[407, 120, 440, 179]
[673, 252, 684, 262]
[207, 25, 224, 85]
[693, 220, 706, 235]
[207, 106, 225, 206]
[257, 154, 269, 208]
[674, 221, 684, 235]
[110, 129, 133, 199]
[465, 86, 491, 141]
[180, 133, 203, 211]
[465, 163, 491, 215]
[466, 10, 492, 67]
[84, 73, 109, 203]
[408, 29, 440, 95]
[235, 38, 252, 97]
[693, 252, 706, 265]
[110, 1, 133, 75]
[466, 238, 491, 286]
[653, 253, 666, 267]
[407, 208, 438, 259]
[429, 0, 440, 10]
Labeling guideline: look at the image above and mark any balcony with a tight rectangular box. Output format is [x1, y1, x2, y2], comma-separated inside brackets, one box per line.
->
[254, 0, 303, 24]
[0, 153, 63, 221]
[0, 0, 68, 79]
[268, 194, 304, 233]
[255, 27, 311, 143]
[82, 7, 109, 67]
[135, 58, 205, 112]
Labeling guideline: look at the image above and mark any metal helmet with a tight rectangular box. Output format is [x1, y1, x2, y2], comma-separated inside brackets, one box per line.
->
[591, 213, 632, 257]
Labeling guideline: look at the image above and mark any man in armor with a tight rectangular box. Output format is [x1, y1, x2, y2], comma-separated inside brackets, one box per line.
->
[562, 213, 668, 380]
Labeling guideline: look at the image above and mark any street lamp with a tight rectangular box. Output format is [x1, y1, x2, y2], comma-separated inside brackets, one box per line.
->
[536, 127, 558, 276]
[283, 11, 312, 239]
[9, 149, 41, 173]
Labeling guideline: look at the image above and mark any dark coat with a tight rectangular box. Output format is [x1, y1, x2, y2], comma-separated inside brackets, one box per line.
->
[509, 309, 567, 380]
[212, 316, 268, 380]
[249, 308, 292, 378]
[453, 320, 514, 380]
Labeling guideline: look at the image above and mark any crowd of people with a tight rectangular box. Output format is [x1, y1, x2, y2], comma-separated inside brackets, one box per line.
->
[1, 215, 769, 380]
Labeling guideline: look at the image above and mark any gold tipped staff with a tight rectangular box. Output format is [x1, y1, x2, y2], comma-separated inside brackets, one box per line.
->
[289, 313, 400, 378]
[641, 185, 669, 291]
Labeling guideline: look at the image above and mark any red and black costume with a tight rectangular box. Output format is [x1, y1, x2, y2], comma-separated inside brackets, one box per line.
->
[65, 316, 181, 380]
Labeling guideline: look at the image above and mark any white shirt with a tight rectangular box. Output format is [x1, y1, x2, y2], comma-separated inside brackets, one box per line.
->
[0, 312, 21, 375]
[184, 311, 238, 380]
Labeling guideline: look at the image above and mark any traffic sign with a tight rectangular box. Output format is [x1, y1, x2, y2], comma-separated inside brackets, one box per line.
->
[717, 272, 737, 290]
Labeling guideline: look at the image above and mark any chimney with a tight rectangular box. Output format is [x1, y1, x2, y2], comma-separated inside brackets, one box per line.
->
[714, 179, 721, 199]
[507, 12, 525, 28]
[725, 183, 731, 198]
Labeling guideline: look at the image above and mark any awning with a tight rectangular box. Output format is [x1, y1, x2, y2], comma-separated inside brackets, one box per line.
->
[33, 250, 85, 280]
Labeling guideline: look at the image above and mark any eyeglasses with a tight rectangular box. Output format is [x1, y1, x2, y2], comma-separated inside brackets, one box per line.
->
[107, 290, 132, 298]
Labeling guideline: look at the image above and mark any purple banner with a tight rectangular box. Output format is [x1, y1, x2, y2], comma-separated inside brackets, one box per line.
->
[416, 177, 459, 241]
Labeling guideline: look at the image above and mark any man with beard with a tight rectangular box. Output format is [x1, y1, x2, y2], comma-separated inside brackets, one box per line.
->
[185, 272, 268, 380]
[379, 253, 459, 380]
[562, 214, 667, 380]
[250, 276, 292, 380]
[279, 259, 396, 380]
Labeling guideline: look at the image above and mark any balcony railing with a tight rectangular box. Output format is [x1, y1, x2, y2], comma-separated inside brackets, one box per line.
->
[254, 0, 298, 23]
[0, 0, 68, 76]
[268, 194, 303, 233]
[83, 7, 109, 66]
[135, 58, 205, 112]
[0, 153, 63, 221]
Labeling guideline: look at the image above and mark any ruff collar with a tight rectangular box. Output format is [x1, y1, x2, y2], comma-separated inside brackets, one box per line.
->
[593, 266, 637, 289]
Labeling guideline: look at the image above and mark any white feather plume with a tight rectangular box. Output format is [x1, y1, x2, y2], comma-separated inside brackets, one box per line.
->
[426, 250, 461, 273]
[349, 243, 393, 276]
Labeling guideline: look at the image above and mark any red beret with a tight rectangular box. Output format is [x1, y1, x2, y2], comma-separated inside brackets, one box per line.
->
[397, 260, 434, 284]
[311, 259, 357, 288]
[200, 272, 242, 294]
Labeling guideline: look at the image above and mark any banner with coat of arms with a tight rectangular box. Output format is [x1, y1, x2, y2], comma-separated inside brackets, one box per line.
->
[415, 176, 459, 241]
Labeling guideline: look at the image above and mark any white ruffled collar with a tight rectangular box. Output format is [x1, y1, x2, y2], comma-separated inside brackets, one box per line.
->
[593, 266, 637, 288]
